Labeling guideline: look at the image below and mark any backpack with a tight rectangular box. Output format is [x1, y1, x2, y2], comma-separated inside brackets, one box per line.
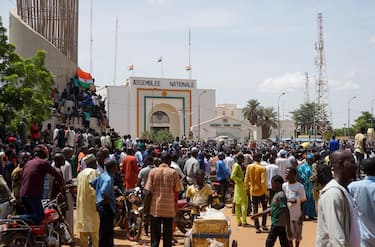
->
[317, 162, 332, 185]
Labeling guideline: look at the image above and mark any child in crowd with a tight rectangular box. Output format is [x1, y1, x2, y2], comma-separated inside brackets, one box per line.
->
[186, 170, 213, 217]
[283, 166, 307, 247]
[251, 175, 292, 247]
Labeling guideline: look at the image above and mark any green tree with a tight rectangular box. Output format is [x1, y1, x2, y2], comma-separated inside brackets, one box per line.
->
[353, 111, 374, 132]
[0, 17, 54, 138]
[257, 106, 278, 139]
[242, 99, 277, 139]
[290, 102, 331, 136]
[242, 99, 261, 125]
[290, 103, 316, 135]
[141, 129, 174, 143]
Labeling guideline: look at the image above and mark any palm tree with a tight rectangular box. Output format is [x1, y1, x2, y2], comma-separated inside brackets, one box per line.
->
[258, 107, 278, 139]
[242, 99, 261, 125]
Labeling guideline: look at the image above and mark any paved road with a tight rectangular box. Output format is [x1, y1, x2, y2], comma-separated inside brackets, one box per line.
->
[71, 206, 317, 246]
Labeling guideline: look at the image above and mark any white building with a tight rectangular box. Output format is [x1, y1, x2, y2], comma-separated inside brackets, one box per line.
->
[97, 76, 216, 139]
[269, 119, 296, 140]
[190, 115, 253, 143]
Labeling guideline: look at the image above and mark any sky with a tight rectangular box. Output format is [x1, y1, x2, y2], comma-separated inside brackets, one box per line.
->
[1, 0, 375, 128]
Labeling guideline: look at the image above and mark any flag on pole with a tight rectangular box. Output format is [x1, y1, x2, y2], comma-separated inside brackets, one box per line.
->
[185, 65, 192, 71]
[128, 64, 134, 71]
[76, 68, 94, 88]
[157, 57, 163, 63]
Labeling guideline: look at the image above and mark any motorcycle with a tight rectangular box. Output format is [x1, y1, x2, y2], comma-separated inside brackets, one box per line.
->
[175, 199, 193, 234]
[0, 176, 16, 219]
[45, 194, 74, 246]
[114, 187, 143, 242]
[0, 194, 74, 247]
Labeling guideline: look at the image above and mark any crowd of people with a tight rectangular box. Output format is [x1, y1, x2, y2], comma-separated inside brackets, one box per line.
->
[52, 77, 109, 131]
[0, 125, 374, 247]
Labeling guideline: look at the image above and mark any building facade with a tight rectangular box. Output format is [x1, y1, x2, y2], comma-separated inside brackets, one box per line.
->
[97, 76, 216, 139]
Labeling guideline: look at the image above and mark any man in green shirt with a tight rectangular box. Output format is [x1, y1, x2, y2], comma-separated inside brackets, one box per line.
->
[251, 175, 291, 247]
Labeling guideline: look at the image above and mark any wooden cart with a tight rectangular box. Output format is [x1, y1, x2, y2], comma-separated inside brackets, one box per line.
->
[184, 218, 237, 247]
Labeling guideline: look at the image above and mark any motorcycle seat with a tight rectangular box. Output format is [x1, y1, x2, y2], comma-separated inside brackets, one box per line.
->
[177, 199, 187, 208]
[124, 189, 135, 196]
[8, 215, 35, 226]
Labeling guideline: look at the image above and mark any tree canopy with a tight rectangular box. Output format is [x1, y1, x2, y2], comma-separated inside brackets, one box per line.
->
[0, 16, 54, 138]
[353, 111, 374, 132]
[242, 99, 277, 139]
[290, 102, 331, 136]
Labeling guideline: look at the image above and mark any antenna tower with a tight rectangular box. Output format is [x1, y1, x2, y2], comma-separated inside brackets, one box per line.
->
[314, 13, 330, 135]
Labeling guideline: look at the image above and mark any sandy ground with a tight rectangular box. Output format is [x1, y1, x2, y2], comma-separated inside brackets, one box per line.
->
[70, 206, 317, 247]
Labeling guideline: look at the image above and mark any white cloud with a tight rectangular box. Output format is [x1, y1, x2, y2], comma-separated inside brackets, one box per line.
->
[258, 72, 305, 93]
[329, 79, 360, 90]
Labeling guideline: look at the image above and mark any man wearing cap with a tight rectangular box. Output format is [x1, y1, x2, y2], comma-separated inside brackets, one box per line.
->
[76, 155, 99, 247]
[276, 150, 291, 181]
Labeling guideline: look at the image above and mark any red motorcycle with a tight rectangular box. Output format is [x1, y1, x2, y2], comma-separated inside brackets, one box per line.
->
[114, 187, 143, 242]
[0, 195, 74, 246]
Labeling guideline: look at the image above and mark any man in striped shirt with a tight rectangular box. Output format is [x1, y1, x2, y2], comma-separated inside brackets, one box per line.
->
[145, 152, 182, 247]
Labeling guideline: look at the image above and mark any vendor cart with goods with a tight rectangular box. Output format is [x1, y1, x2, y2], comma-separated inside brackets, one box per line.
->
[184, 208, 237, 247]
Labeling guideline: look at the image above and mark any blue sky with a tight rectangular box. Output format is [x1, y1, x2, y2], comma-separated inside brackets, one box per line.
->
[1, 0, 375, 128]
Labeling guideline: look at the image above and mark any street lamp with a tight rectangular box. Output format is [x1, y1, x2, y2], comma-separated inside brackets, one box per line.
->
[198, 90, 207, 142]
[371, 99, 375, 128]
[347, 96, 356, 137]
[278, 92, 286, 141]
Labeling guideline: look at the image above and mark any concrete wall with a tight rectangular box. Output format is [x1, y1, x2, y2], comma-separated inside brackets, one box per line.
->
[9, 9, 77, 92]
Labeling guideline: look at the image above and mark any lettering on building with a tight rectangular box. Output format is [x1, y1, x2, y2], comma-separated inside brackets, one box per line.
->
[169, 81, 195, 88]
[133, 80, 161, 87]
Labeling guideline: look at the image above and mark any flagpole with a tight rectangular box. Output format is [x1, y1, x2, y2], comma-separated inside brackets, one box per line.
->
[160, 60, 163, 78]
[90, 0, 93, 73]
[188, 27, 192, 79]
[113, 17, 118, 85]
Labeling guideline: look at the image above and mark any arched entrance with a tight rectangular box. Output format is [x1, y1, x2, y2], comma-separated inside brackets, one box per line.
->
[150, 111, 170, 132]
[147, 103, 181, 137]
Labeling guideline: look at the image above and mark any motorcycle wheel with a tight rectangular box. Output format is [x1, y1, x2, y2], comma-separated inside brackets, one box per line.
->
[126, 212, 142, 241]
[113, 211, 124, 228]
[176, 221, 187, 234]
[3, 232, 32, 247]
[177, 209, 192, 234]
[58, 222, 75, 246]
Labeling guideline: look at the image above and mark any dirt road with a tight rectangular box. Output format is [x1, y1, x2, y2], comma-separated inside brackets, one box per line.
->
[72, 206, 317, 246]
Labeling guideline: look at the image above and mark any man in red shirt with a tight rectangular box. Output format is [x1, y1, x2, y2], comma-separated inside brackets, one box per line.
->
[19, 145, 65, 224]
[30, 122, 42, 145]
[121, 148, 139, 190]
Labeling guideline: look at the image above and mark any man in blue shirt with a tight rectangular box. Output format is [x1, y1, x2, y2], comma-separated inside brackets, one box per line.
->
[91, 159, 117, 247]
[348, 157, 375, 247]
[329, 135, 340, 153]
[216, 152, 230, 208]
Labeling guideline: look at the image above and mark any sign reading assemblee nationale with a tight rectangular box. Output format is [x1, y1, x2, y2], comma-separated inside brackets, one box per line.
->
[129, 77, 197, 89]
